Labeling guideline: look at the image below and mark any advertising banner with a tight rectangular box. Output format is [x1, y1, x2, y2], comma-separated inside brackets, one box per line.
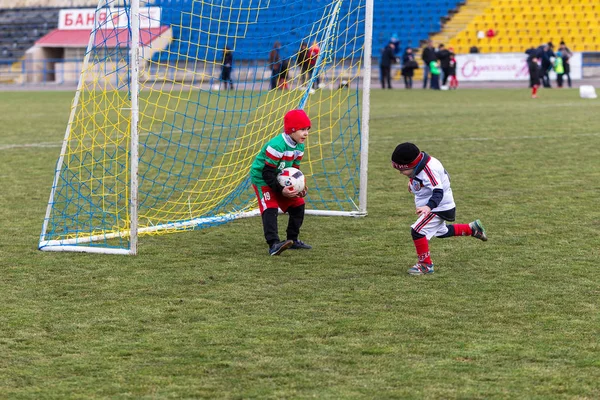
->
[58, 7, 161, 30]
[455, 52, 582, 81]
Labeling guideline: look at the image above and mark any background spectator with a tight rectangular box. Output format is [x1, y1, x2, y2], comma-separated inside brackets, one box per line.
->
[429, 59, 441, 90]
[559, 41, 573, 88]
[528, 55, 541, 98]
[219, 46, 234, 90]
[278, 58, 290, 89]
[421, 40, 436, 89]
[379, 42, 397, 89]
[307, 41, 321, 90]
[437, 43, 452, 86]
[268, 41, 282, 90]
[296, 42, 310, 87]
[388, 32, 401, 56]
[448, 47, 458, 89]
[554, 51, 564, 88]
[540, 42, 555, 88]
[401, 47, 418, 89]
[469, 45, 480, 53]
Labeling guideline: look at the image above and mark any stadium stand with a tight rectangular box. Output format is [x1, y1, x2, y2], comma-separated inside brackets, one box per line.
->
[151, 0, 463, 62]
[0, 0, 597, 67]
[370, 0, 462, 55]
[0, 0, 462, 64]
[439, 0, 600, 54]
[0, 0, 463, 64]
[0, 8, 59, 63]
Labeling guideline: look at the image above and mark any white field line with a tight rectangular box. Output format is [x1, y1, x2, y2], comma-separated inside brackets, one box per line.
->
[384, 132, 600, 142]
[0, 142, 62, 150]
[2, 132, 600, 152]
[0, 125, 232, 152]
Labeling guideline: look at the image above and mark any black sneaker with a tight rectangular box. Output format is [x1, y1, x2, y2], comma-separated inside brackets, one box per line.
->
[269, 240, 293, 256]
[289, 240, 312, 250]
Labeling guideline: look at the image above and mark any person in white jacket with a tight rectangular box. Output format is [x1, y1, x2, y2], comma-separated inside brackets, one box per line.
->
[391, 142, 488, 275]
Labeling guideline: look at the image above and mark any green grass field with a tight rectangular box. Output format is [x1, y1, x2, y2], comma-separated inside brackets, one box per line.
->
[1, 88, 599, 399]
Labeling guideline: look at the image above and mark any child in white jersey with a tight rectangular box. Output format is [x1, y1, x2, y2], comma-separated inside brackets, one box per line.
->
[391, 142, 488, 275]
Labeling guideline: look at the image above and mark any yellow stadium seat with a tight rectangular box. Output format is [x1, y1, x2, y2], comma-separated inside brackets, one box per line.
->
[434, 0, 599, 53]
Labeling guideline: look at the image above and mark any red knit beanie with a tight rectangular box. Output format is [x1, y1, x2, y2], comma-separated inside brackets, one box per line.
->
[284, 109, 311, 134]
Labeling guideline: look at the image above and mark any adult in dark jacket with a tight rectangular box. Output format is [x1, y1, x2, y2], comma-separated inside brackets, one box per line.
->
[525, 46, 537, 62]
[268, 41, 282, 90]
[296, 42, 310, 86]
[421, 40, 436, 89]
[379, 42, 397, 89]
[220, 46, 234, 90]
[388, 33, 401, 56]
[437, 44, 452, 86]
[401, 48, 418, 89]
[540, 43, 555, 88]
[559, 41, 573, 88]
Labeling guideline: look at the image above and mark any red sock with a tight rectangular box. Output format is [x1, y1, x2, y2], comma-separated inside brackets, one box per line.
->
[452, 224, 472, 236]
[532, 85, 538, 96]
[413, 237, 432, 265]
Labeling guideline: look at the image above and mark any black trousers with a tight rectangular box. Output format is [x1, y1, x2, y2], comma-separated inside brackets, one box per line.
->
[442, 67, 451, 85]
[261, 205, 305, 245]
[380, 66, 392, 88]
[430, 74, 440, 90]
[270, 67, 280, 90]
[542, 70, 551, 88]
[220, 66, 233, 87]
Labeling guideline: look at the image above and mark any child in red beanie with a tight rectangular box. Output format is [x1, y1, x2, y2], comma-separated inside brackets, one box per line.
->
[391, 142, 488, 275]
[250, 109, 312, 256]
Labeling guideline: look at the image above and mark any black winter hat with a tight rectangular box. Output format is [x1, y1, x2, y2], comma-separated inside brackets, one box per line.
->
[391, 142, 420, 166]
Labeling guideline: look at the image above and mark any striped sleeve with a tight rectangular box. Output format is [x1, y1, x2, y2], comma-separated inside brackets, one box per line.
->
[423, 163, 442, 189]
[422, 161, 444, 209]
[264, 145, 283, 167]
[292, 150, 303, 168]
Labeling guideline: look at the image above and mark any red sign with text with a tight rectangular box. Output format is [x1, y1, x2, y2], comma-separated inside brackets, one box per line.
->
[58, 7, 161, 30]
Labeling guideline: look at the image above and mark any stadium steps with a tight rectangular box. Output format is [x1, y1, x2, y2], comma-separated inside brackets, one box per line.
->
[406, 0, 492, 80]
[448, 0, 600, 53]
[429, 0, 493, 51]
[0, 7, 59, 64]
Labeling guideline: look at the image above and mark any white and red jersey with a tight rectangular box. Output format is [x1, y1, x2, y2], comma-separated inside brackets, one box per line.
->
[408, 153, 455, 214]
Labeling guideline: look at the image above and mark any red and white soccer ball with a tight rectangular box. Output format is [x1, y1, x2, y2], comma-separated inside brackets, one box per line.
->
[277, 167, 305, 192]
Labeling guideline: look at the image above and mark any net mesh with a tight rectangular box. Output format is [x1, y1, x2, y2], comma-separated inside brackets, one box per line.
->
[41, 0, 366, 251]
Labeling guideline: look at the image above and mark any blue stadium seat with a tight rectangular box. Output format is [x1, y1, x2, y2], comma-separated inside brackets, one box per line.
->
[0, 7, 59, 62]
[147, 0, 462, 63]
